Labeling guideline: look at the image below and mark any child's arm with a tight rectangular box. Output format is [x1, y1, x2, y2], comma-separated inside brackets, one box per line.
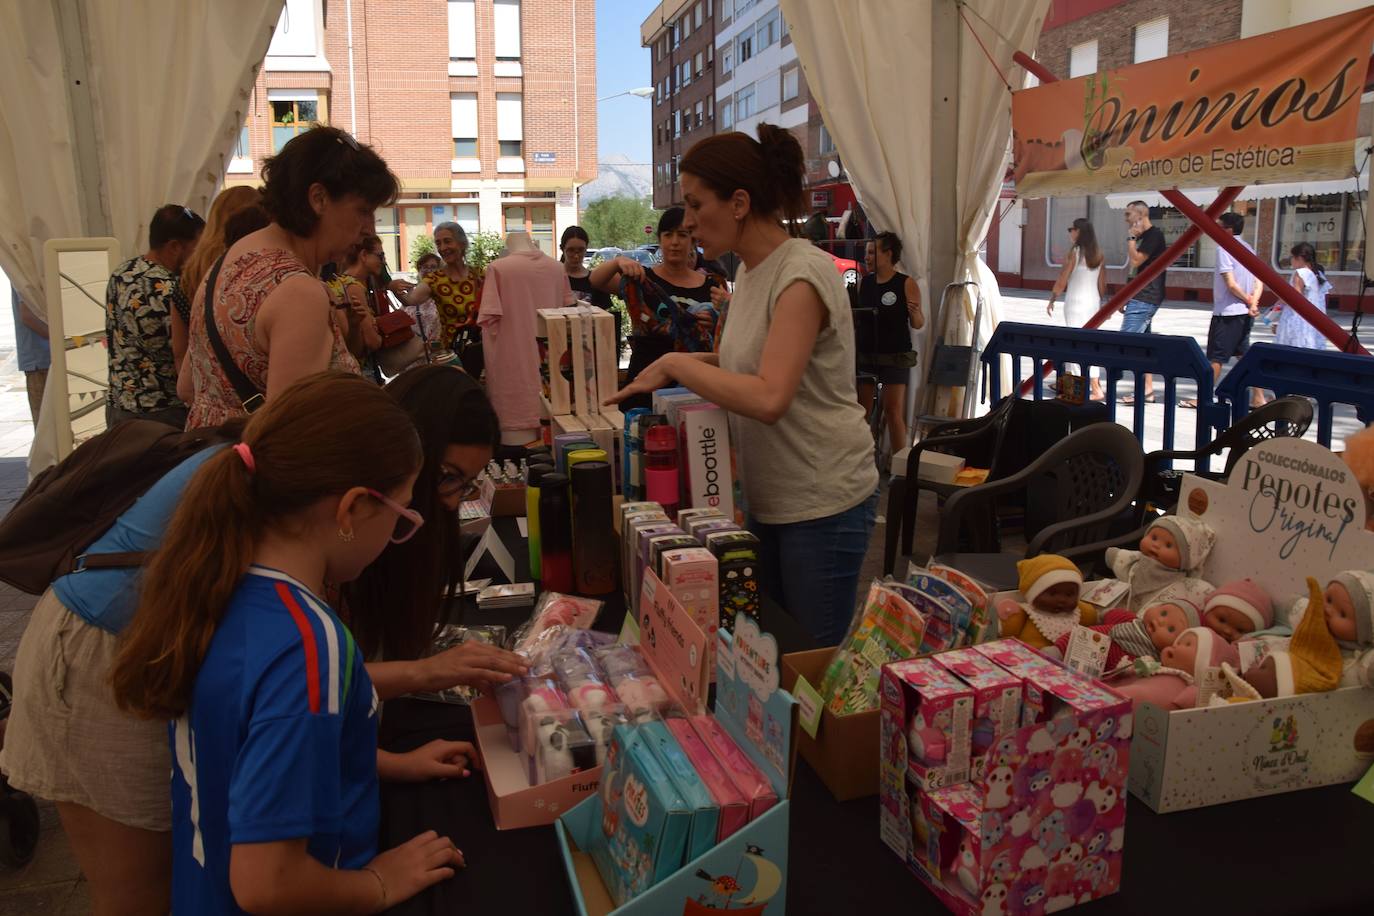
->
[230, 832, 461, 915]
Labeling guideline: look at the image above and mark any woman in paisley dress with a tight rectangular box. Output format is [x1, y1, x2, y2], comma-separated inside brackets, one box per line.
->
[403, 222, 484, 377]
[178, 127, 399, 428]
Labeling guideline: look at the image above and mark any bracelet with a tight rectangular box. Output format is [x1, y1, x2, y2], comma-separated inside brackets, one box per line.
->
[363, 865, 387, 910]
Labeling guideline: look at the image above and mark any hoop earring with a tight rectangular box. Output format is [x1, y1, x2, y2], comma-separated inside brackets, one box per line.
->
[338, 528, 356, 543]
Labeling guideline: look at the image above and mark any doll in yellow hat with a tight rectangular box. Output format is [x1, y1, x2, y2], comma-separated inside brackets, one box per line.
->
[998, 555, 1098, 652]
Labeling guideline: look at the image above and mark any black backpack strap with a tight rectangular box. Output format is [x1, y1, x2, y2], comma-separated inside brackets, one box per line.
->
[203, 254, 265, 414]
[70, 551, 149, 573]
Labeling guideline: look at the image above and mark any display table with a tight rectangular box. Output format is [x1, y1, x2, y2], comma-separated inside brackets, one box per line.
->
[378, 519, 1374, 915]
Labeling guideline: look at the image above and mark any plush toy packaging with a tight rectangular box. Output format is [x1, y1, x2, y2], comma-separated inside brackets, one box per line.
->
[880, 640, 1132, 916]
[1125, 438, 1374, 812]
[932, 648, 1024, 777]
[881, 658, 974, 791]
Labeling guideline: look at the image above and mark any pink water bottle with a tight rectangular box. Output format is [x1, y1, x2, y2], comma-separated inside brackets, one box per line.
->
[644, 425, 680, 518]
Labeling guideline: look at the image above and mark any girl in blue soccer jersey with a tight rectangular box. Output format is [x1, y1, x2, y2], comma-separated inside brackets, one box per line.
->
[113, 372, 463, 915]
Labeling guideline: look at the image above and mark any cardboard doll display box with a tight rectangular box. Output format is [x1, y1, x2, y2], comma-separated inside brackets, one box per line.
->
[556, 615, 799, 916]
[880, 640, 1132, 916]
[780, 647, 881, 801]
[1124, 437, 1374, 813]
[473, 569, 709, 829]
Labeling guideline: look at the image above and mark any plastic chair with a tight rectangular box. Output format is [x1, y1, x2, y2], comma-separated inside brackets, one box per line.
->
[1141, 395, 1313, 513]
[932, 422, 1144, 591]
[885, 397, 1017, 574]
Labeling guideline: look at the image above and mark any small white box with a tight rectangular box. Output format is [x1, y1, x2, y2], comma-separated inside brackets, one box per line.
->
[915, 450, 965, 484]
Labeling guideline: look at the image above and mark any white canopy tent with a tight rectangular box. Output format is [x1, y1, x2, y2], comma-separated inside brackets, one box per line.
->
[0, 0, 282, 471]
[780, 0, 1050, 417]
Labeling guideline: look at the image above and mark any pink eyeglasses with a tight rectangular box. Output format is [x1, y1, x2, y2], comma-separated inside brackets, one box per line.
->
[366, 489, 425, 544]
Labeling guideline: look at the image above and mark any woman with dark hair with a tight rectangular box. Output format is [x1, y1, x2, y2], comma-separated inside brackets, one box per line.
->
[404, 222, 484, 376]
[179, 127, 399, 427]
[608, 125, 879, 646]
[1047, 217, 1108, 400]
[591, 206, 719, 408]
[1275, 242, 1332, 350]
[855, 231, 923, 453]
[561, 226, 611, 311]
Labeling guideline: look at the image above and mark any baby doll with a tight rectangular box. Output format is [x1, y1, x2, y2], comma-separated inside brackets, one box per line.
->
[1114, 626, 1239, 711]
[998, 555, 1098, 651]
[1341, 423, 1374, 532]
[1226, 578, 1342, 700]
[1202, 579, 1273, 642]
[1051, 579, 1211, 669]
[1105, 516, 1215, 614]
[1281, 570, 1374, 688]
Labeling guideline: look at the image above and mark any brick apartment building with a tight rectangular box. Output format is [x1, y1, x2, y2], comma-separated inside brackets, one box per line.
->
[227, 0, 596, 267]
[642, 0, 854, 219]
[990, 0, 1371, 310]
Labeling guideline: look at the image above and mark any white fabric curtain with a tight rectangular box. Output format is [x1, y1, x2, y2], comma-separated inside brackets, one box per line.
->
[779, 0, 1048, 417]
[0, 0, 281, 472]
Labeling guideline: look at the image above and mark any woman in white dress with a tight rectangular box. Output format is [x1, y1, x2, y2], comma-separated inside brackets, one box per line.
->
[1274, 242, 1330, 350]
[1047, 218, 1108, 400]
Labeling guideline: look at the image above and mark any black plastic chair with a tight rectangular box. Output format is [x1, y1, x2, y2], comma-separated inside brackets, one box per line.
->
[931, 422, 1144, 592]
[885, 397, 1017, 575]
[1141, 395, 1313, 513]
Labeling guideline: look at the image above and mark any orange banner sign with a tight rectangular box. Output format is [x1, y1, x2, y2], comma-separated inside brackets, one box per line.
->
[1012, 8, 1374, 198]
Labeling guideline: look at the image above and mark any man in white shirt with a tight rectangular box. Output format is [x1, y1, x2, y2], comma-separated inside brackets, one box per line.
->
[1184, 211, 1265, 409]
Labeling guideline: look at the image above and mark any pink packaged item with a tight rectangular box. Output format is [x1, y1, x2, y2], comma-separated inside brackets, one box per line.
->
[972, 638, 1069, 726]
[881, 658, 975, 791]
[660, 546, 720, 652]
[690, 713, 778, 820]
[919, 783, 984, 891]
[518, 678, 569, 755]
[667, 716, 750, 841]
[932, 648, 1023, 776]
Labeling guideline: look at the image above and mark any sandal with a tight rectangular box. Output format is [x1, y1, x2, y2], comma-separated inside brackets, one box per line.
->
[1119, 394, 1156, 405]
[1178, 398, 1198, 409]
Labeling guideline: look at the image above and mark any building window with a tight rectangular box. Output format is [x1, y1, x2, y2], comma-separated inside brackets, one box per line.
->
[721, 44, 733, 77]
[1134, 16, 1168, 63]
[782, 67, 799, 101]
[737, 32, 753, 64]
[267, 0, 320, 59]
[681, 61, 691, 88]
[1069, 40, 1098, 78]
[695, 3, 703, 29]
[672, 21, 679, 48]
[494, 0, 522, 60]
[695, 99, 704, 128]
[447, 0, 476, 75]
[682, 13, 691, 40]
[694, 51, 704, 78]
[450, 92, 478, 164]
[756, 10, 779, 51]
[234, 123, 251, 159]
[707, 0, 713, 19]
[497, 92, 523, 169]
[268, 90, 322, 153]
[819, 124, 835, 155]
[707, 43, 714, 66]
[707, 95, 714, 121]
[1276, 193, 1365, 272]
[674, 110, 681, 137]
[721, 94, 734, 128]
[736, 83, 755, 121]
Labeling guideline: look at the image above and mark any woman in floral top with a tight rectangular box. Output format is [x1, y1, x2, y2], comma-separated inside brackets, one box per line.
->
[404, 222, 483, 377]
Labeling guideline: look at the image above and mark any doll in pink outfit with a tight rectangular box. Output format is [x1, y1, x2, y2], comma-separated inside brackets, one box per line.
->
[1113, 627, 1239, 711]
[1202, 579, 1274, 642]
[1051, 579, 1212, 670]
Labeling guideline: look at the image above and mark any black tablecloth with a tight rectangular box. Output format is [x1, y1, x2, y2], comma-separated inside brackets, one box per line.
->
[380, 519, 1374, 915]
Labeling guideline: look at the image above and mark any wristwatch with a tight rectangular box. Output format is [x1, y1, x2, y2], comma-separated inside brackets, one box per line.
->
[1128, 236, 1139, 243]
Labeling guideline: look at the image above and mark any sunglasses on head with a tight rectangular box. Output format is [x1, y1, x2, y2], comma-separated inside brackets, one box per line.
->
[336, 131, 362, 151]
[366, 488, 425, 544]
[1067, 226, 1078, 232]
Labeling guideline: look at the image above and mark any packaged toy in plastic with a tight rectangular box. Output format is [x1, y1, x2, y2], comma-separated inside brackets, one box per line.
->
[818, 581, 928, 715]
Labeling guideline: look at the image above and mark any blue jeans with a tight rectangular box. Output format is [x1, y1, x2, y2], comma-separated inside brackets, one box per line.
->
[750, 490, 879, 647]
[1120, 298, 1159, 334]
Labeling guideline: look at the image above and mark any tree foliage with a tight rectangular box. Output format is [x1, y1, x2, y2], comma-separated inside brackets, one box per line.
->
[582, 196, 660, 250]
[467, 231, 507, 274]
[408, 233, 436, 271]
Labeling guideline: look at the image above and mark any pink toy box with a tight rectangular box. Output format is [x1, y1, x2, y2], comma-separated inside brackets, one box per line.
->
[933, 648, 1023, 777]
[881, 640, 1132, 915]
[881, 658, 974, 792]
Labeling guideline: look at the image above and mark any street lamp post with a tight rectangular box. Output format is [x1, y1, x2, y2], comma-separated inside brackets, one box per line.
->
[596, 87, 654, 103]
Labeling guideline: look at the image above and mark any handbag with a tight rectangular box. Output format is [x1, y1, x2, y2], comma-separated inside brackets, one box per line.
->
[373, 285, 426, 376]
[202, 255, 265, 413]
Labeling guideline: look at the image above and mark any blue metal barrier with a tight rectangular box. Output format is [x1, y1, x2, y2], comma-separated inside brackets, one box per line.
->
[1215, 343, 1374, 447]
[981, 322, 1226, 455]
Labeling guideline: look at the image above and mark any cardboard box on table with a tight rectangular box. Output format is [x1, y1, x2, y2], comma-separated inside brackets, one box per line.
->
[880, 639, 1132, 915]
[472, 569, 710, 829]
[780, 647, 881, 801]
[1122, 437, 1374, 813]
[557, 611, 799, 916]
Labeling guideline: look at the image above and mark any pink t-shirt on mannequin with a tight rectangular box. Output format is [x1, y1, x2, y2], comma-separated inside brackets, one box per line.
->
[478, 247, 575, 431]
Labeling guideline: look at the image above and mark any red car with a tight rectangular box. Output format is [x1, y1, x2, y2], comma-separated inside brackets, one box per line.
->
[825, 250, 860, 287]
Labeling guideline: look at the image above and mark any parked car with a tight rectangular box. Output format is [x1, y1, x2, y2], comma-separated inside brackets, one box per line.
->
[589, 246, 624, 265]
[825, 249, 860, 287]
[623, 248, 658, 267]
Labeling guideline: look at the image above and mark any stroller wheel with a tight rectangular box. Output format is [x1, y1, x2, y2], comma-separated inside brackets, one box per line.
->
[0, 790, 40, 868]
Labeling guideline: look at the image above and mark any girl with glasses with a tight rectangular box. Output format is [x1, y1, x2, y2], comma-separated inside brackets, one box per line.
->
[110, 373, 462, 913]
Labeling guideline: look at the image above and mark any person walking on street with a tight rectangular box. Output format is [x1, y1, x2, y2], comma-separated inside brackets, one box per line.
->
[1046, 218, 1107, 401]
[1184, 211, 1265, 409]
[1118, 201, 1166, 405]
[12, 289, 49, 426]
[1273, 242, 1331, 351]
[855, 232, 923, 453]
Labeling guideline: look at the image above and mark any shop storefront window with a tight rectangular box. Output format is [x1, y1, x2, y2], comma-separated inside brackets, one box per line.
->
[1275, 193, 1366, 271]
[1047, 198, 1257, 269]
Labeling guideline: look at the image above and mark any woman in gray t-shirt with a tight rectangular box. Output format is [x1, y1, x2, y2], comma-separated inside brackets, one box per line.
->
[607, 125, 879, 645]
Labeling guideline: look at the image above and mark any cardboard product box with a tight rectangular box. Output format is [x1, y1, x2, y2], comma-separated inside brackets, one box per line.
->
[665, 716, 751, 842]
[660, 547, 720, 675]
[678, 403, 736, 519]
[704, 530, 761, 635]
[638, 720, 721, 862]
[931, 648, 1023, 777]
[916, 450, 966, 484]
[781, 647, 881, 801]
[623, 520, 679, 609]
[677, 507, 725, 529]
[880, 658, 974, 792]
[1120, 437, 1374, 812]
[558, 612, 798, 916]
[880, 641, 1132, 916]
[686, 517, 740, 544]
[643, 534, 700, 617]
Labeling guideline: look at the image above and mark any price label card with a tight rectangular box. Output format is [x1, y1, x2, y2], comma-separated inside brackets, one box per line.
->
[793, 675, 824, 740]
[1196, 666, 1226, 707]
[1080, 578, 1129, 609]
[1063, 625, 1111, 679]
[618, 611, 641, 646]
